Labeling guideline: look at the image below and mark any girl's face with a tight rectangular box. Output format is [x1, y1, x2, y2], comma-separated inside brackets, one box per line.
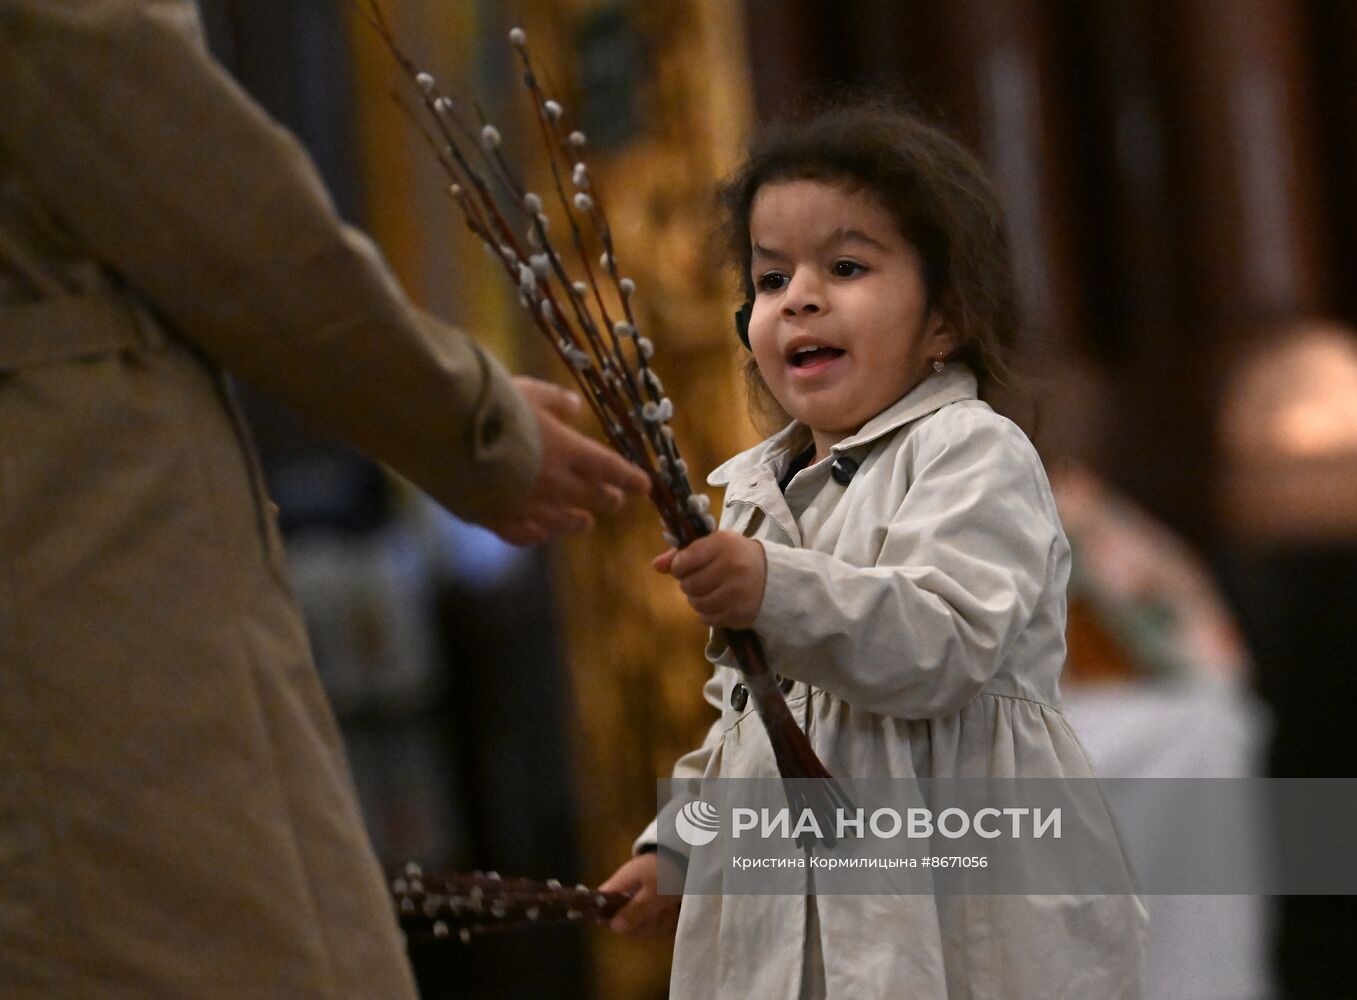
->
[747, 179, 956, 457]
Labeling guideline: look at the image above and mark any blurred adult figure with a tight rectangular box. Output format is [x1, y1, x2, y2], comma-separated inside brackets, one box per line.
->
[0, 2, 647, 997]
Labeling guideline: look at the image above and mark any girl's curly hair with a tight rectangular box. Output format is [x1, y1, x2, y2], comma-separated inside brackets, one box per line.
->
[720, 96, 1021, 421]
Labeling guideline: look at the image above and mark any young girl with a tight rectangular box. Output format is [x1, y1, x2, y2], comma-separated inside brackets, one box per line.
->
[600, 100, 1147, 999]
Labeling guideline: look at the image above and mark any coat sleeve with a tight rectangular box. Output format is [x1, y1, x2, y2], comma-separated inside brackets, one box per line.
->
[0, 0, 539, 524]
[632, 667, 729, 854]
[752, 407, 1062, 719]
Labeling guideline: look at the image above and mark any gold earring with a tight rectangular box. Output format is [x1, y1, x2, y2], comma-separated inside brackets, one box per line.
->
[932, 355, 945, 374]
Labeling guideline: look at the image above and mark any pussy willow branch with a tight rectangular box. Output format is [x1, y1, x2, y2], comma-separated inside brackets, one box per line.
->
[392, 864, 628, 945]
[360, 3, 851, 824]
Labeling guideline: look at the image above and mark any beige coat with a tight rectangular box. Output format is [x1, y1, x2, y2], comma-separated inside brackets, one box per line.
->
[640, 367, 1148, 999]
[1, 2, 540, 997]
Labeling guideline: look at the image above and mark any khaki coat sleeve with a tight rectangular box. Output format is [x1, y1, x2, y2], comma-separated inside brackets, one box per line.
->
[0, 0, 539, 524]
[753, 409, 1061, 719]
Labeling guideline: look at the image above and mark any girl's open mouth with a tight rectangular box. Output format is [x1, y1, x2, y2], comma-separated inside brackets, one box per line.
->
[789, 346, 846, 369]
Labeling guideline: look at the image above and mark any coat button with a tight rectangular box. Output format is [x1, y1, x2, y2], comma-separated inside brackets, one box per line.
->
[777, 674, 794, 694]
[830, 455, 858, 485]
[479, 407, 505, 448]
[730, 683, 749, 711]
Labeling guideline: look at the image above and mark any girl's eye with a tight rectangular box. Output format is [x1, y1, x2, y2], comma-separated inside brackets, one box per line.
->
[832, 259, 866, 278]
[756, 272, 788, 292]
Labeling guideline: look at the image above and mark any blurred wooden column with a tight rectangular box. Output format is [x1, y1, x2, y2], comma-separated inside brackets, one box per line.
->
[1169, 0, 1335, 544]
[1173, 0, 1327, 328]
[1072, 2, 1181, 363]
[925, 0, 1084, 362]
[1050, 0, 1219, 539]
[742, 0, 836, 118]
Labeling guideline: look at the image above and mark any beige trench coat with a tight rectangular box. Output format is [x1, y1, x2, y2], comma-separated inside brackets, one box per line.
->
[639, 367, 1148, 999]
[1, 2, 540, 997]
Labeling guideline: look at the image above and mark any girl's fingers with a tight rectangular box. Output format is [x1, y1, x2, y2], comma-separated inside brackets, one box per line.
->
[652, 548, 677, 573]
[669, 536, 721, 576]
[611, 885, 680, 935]
[597, 874, 632, 895]
[678, 563, 727, 600]
[609, 893, 648, 933]
[690, 582, 742, 615]
[608, 873, 661, 933]
[598, 861, 645, 895]
[692, 589, 759, 629]
[597, 854, 679, 935]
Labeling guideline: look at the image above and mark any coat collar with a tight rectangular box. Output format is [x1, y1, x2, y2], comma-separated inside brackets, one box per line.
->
[707, 364, 978, 488]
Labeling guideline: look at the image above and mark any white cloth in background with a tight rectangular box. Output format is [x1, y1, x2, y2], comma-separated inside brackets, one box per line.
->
[1064, 680, 1274, 1000]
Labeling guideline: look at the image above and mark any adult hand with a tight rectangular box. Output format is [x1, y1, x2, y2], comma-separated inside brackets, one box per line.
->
[599, 853, 681, 938]
[484, 377, 650, 546]
[652, 530, 767, 629]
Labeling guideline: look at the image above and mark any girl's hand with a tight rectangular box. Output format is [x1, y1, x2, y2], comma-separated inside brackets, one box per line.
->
[652, 531, 767, 629]
[599, 853, 680, 938]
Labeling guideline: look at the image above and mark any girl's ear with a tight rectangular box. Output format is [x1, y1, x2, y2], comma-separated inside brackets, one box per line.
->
[927, 297, 962, 359]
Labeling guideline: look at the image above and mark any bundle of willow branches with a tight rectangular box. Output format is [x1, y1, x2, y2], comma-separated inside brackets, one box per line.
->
[359, 4, 851, 833]
[392, 865, 629, 945]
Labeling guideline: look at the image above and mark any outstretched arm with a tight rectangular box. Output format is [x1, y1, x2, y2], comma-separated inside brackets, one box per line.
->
[0, 0, 646, 533]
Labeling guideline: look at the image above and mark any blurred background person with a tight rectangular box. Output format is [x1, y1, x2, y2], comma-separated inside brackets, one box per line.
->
[1039, 356, 1273, 999]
